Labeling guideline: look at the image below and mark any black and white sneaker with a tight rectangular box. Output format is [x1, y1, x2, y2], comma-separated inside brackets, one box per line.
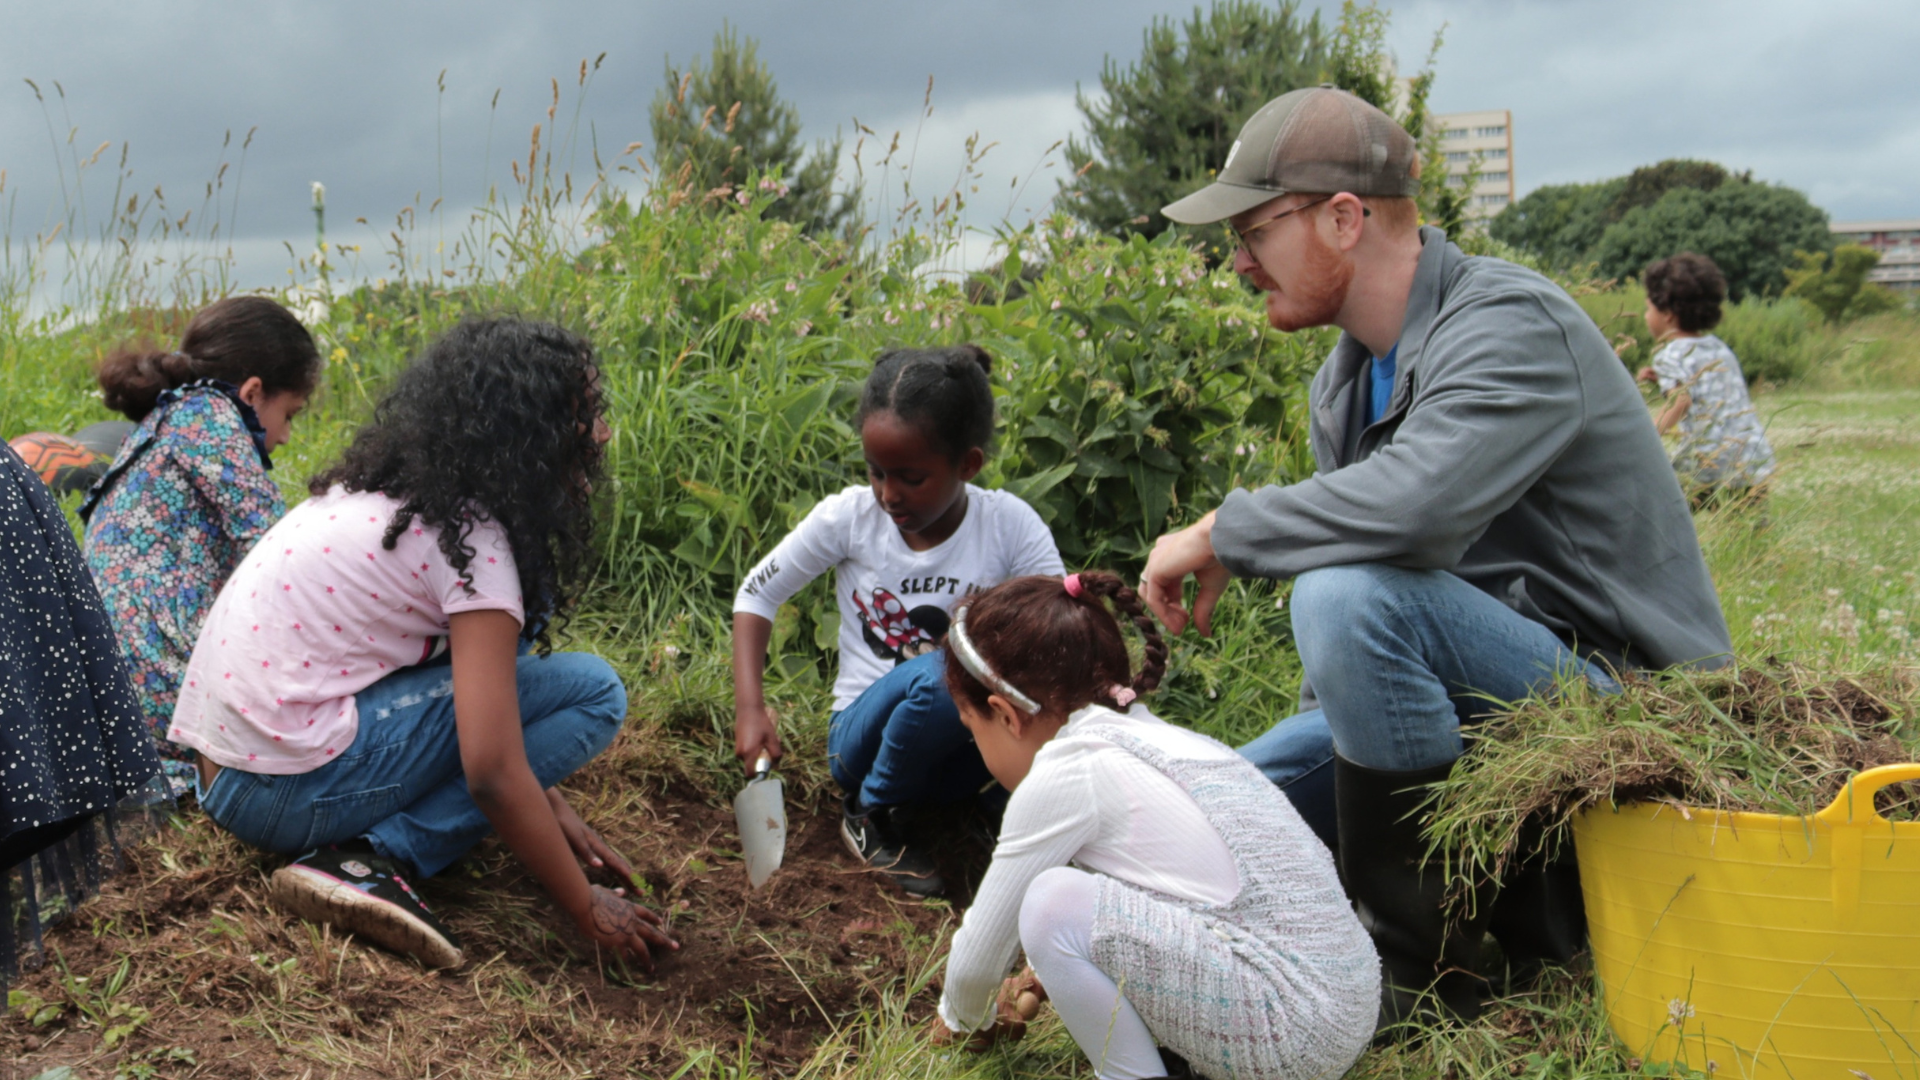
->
[841, 798, 946, 898]
[270, 841, 464, 968]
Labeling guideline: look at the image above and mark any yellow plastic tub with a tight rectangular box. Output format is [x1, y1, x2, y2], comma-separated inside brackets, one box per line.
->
[1573, 763, 1920, 1079]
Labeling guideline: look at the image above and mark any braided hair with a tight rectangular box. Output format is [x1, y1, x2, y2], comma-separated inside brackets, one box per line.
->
[944, 571, 1169, 718]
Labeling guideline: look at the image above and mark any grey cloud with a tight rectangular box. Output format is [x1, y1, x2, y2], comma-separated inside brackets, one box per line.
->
[4, 0, 1915, 294]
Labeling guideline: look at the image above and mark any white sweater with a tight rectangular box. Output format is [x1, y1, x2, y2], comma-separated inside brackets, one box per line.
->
[938, 704, 1241, 1031]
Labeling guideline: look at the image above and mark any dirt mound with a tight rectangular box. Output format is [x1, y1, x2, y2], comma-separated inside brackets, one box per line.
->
[2, 736, 993, 1078]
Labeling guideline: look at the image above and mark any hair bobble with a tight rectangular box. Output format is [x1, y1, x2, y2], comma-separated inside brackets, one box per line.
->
[1110, 685, 1137, 707]
[1063, 573, 1084, 598]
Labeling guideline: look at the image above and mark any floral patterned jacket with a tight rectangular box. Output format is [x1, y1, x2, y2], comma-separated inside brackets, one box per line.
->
[81, 383, 283, 774]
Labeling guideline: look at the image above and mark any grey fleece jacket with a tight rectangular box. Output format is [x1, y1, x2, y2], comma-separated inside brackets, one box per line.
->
[1212, 226, 1732, 672]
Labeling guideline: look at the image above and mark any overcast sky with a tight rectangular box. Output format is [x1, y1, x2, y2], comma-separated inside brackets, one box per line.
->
[3, 0, 1916, 296]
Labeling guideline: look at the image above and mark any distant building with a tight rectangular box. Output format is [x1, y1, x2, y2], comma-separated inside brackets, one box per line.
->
[1431, 109, 1514, 220]
[1829, 220, 1920, 292]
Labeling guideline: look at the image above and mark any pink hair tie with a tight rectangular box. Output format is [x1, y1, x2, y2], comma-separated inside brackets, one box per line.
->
[1110, 685, 1137, 707]
[1063, 573, 1084, 598]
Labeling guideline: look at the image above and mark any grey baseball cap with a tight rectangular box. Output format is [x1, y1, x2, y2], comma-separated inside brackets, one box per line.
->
[1162, 85, 1421, 225]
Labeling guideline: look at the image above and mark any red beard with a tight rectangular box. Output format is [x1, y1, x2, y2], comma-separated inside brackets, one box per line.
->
[1260, 226, 1353, 333]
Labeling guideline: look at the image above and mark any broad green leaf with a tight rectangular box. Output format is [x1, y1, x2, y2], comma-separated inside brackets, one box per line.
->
[999, 461, 1076, 506]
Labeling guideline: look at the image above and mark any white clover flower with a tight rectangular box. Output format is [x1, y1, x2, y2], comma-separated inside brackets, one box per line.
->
[1668, 999, 1695, 1026]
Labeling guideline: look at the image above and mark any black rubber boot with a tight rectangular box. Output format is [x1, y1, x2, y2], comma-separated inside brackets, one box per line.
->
[1485, 816, 1587, 991]
[1334, 754, 1496, 1033]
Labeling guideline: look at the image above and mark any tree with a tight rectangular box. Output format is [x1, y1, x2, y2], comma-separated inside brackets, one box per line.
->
[650, 23, 858, 237]
[1589, 180, 1832, 301]
[1609, 159, 1733, 221]
[1319, 1, 1468, 237]
[1783, 244, 1901, 324]
[1056, 0, 1328, 240]
[1488, 178, 1624, 270]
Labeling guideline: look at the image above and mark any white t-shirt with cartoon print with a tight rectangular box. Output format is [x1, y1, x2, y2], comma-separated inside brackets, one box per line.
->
[733, 484, 1064, 710]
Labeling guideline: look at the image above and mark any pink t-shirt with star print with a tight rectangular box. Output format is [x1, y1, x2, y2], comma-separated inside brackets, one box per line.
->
[170, 486, 524, 774]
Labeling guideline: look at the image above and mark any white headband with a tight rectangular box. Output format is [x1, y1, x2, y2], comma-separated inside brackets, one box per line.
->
[948, 604, 1041, 714]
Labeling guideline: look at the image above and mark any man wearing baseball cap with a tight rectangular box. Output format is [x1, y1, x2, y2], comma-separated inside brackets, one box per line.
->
[1140, 87, 1731, 1029]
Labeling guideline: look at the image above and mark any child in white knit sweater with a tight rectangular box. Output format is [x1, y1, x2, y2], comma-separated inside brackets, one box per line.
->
[929, 572, 1380, 1080]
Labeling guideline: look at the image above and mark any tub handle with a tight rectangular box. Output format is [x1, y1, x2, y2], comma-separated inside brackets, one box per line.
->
[1813, 763, 1920, 826]
[1812, 763, 1918, 926]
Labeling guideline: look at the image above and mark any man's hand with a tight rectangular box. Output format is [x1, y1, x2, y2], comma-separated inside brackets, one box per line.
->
[547, 788, 634, 880]
[733, 702, 782, 775]
[1141, 510, 1232, 637]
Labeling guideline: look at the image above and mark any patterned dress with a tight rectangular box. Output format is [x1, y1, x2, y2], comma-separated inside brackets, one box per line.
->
[2, 442, 169, 989]
[81, 383, 282, 792]
[1650, 335, 1776, 490]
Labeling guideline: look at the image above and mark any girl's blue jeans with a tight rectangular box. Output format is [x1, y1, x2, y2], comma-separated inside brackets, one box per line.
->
[827, 649, 995, 811]
[1238, 564, 1620, 843]
[199, 651, 626, 878]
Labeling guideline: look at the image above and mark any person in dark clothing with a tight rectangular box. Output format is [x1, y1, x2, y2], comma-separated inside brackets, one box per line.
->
[0, 441, 170, 990]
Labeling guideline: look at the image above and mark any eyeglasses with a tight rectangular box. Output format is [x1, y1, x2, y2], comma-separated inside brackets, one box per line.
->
[1230, 195, 1370, 251]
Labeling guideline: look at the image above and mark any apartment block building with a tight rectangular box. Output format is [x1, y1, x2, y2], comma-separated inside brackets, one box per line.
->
[1829, 219, 1920, 291]
[1431, 109, 1515, 220]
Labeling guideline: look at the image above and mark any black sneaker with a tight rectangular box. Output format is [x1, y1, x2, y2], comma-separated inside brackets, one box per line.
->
[841, 798, 946, 898]
[270, 841, 464, 968]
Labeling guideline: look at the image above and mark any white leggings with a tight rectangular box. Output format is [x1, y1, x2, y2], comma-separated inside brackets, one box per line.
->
[1019, 867, 1167, 1080]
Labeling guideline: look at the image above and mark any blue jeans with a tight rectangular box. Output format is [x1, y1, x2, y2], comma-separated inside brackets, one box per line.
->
[200, 651, 626, 878]
[827, 649, 994, 810]
[1238, 565, 1619, 839]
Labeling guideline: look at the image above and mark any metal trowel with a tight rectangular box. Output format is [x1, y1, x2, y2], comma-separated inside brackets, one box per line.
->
[733, 753, 787, 889]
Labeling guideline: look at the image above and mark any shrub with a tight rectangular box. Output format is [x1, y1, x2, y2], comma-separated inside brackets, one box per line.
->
[1716, 295, 1826, 384]
[1783, 244, 1902, 325]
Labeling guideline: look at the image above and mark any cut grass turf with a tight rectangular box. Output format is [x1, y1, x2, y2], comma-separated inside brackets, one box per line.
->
[4, 386, 1916, 1079]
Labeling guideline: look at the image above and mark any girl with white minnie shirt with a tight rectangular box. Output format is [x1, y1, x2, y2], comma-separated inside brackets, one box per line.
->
[931, 572, 1379, 1080]
[174, 319, 675, 972]
[731, 345, 1062, 898]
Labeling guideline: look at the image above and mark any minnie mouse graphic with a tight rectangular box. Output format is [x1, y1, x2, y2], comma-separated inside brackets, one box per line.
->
[851, 587, 952, 663]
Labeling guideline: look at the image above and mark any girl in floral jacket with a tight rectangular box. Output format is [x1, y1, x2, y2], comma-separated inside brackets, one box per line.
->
[81, 296, 321, 793]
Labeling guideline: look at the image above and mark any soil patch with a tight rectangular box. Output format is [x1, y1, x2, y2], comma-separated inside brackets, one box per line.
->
[2, 734, 996, 1078]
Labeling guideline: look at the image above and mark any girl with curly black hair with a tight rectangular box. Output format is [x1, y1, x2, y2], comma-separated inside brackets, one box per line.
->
[171, 318, 675, 971]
